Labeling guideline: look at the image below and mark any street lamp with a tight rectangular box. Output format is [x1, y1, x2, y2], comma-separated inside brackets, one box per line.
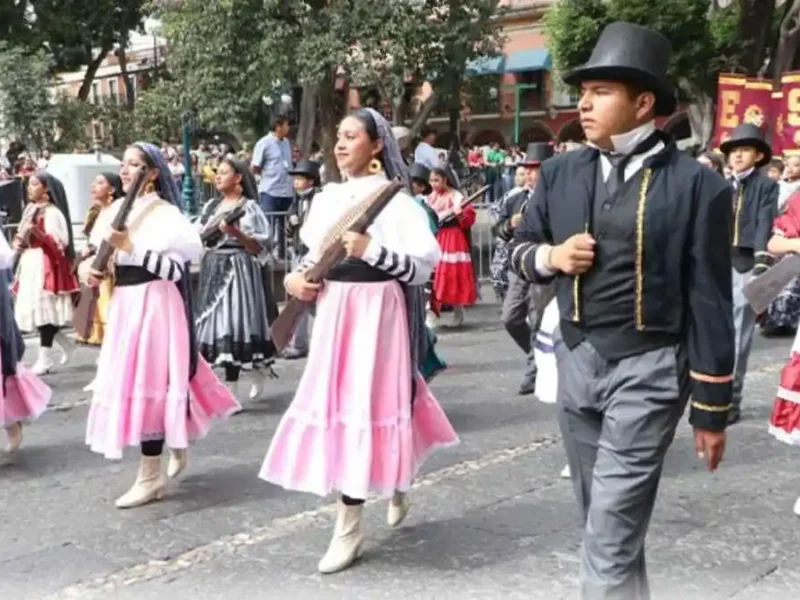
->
[181, 110, 196, 215]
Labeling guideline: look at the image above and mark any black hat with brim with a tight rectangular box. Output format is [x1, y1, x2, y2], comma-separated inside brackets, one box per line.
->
[562, 22, 677, 117]
[288, 159, 321, 186]
[520, 142, 554, 166]
[719, 123, 772, 167]
[408, 162, 432, 194]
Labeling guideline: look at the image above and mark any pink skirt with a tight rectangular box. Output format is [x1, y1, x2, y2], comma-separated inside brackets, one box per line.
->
[85, 280, 240, 460]
[259, 280, 459, 499]
[0, 357, 52, 428]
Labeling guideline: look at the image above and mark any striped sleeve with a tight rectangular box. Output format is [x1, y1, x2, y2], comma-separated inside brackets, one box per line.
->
[120, 248, 186, 281]
[361, 240, 426, 284]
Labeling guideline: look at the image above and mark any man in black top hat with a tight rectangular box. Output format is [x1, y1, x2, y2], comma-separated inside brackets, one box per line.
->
[511, 22, 734, 599]
[719, 124, 778, 425]
[283, 158, 321, 359]
[496, 142, 556, 395]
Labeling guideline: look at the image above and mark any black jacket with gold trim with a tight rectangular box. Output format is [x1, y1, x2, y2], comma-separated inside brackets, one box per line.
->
[730, 171, 778, 273]
[511, 136, 735, 431]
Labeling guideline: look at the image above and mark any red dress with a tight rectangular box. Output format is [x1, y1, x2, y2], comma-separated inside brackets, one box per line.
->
[427, 190, 477, 306]
[12, 211, 78, 296]
[769, 192, 800, 445]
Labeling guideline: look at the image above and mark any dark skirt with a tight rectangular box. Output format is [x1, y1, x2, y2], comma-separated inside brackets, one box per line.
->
[195, 249, 276, 369]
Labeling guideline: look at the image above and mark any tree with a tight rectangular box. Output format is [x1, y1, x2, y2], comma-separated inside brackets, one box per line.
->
[0, 43, 56, 153]
[545, 0, 741, 147]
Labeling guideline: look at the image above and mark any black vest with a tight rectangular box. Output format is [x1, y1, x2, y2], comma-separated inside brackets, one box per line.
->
[561, 161, 679, 359]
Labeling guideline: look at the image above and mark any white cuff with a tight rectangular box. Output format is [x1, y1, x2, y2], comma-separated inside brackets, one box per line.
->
[361, 237, 383, 265]
[535, 244, 557, 277]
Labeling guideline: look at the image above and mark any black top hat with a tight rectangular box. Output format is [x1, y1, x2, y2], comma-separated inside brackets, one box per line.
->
[719, 123, 772, 167]
[408, 163, 432, 195]
[521, 142, 554, 166]
[288, 159, 321, 186]
[563, 22, 676, 116]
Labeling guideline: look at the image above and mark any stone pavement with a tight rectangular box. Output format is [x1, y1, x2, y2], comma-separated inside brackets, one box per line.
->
[2, 299, 800, 600]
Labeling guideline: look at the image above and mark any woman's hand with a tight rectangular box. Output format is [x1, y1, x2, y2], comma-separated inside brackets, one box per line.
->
[453, 204, 463, 216]
[341, 232, 371, 259]
[87, 268, 104, 288]
[285, 271, 321, 302]
[219, 219, 234, 235]
[106, 228, 133, 254]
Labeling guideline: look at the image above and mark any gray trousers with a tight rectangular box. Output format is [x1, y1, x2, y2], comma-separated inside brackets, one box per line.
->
[732, 268, 756, 407]
[501, 272, 555, 378]
[287, 254, 313, 353]
[555, 332, 690, 600]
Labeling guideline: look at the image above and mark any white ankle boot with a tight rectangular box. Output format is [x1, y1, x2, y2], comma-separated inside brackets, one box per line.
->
[318, 500, 365, 574]
[167, 448, 187, 478]
[793, 495, 800, 517]
[452, 305, 465, 327]
[115, 455, 166, 509]
[31, 347, 56, 375]
[226, 381, 245, 414]
[426, 309, 439, 330]
[5, 423, 23, 453]
[387, 491, 410, 527]
[54, 331, 75, 365]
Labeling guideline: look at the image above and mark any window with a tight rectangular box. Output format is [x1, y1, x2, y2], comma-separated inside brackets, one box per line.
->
[551, 86, 580, 108]
[516, 70, 545, 112]
[91, 82, 100, 104]
[108, 79, 119, 105]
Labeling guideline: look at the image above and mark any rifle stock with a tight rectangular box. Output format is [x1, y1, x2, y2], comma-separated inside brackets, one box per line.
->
[270, 179, 404, 352]
[73, 168, 147, 339]
[438, 185, 489, 226]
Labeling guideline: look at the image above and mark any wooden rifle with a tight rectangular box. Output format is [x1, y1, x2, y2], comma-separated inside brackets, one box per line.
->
[438, 185, 489, 227]
[200, 198, 248, 246]
[72, 168, 147, 339]
[270, 178, 405, 352]
[12, 205, 45, 271]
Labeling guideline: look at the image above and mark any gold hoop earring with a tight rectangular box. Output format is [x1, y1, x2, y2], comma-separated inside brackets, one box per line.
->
[368, 159, 382, 174]
[144, 182, 156, 194]
[235, 184, 243, 196]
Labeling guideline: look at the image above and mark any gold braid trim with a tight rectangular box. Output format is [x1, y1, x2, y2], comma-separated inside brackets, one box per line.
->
[691, 401, 733, 413]
[635, 169, 653, 331]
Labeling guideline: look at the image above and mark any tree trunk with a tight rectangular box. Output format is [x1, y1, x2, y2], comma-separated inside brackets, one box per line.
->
[116, 45, 135, 109]
[685, 87, 716, 150]
[77, 46, 111, 102]
[296, 81, 319, 158]
[736, 0, 775, 75]
[318, 72, 345, 183]
[772, 0, 800, 90]
[406, 92, 438, 138]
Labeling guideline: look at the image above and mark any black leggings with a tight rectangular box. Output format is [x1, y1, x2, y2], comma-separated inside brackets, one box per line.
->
[39, 324, 58, 348]
[341, 495, 364, 506]
[141, 440, 164, 457]
[224, 364, 240, 382]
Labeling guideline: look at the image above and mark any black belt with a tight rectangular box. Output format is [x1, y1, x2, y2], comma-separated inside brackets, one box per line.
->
[326, 259, 393, 283]
[115, 265, 160, 287]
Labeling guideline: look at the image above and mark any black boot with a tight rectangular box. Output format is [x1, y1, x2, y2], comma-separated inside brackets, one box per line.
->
[518, 373, 536, 396]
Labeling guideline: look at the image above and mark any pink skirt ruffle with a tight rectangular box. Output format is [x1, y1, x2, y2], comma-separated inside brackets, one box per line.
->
[259, 280, 458, 499]
[0, 362, 52, 428]
[85, 280, 240, 460]
[769, 352, 800, 445]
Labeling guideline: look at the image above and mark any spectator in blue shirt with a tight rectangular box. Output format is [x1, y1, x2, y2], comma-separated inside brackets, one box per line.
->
[251, 116, 293, 258]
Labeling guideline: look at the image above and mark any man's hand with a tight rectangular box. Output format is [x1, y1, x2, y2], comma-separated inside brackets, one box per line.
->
[510, 213, 523, 229]
[285, 271, 321, 302]
[549, 233, 596, 275]
[694, 428, 726, 471]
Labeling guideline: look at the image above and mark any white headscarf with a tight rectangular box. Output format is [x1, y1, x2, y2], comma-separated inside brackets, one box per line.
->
[362, 108, 407, 181]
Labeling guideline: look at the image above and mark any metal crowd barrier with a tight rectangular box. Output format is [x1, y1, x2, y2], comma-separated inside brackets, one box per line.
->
[2, 204, 502, 305]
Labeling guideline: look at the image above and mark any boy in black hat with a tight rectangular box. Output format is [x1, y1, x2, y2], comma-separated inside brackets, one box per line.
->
[720, 124, 778, 424]
[283, 159, 321, 359]
[496, 142, 556, 395]
[512, 21, 734, 598]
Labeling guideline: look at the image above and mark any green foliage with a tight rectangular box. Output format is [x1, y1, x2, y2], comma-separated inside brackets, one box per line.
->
[130, 79, 184, 143]
[0, 43, 55, 151]
[545, 0, 736, 97]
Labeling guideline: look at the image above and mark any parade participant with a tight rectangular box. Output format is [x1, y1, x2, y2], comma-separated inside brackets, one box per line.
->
[260, 108, 458, 575]
[282, 158, 322, 360]
[76, 173, 124, 346]
[512, 22, 734, 598]
[765, 192, 800, 515]
[13, 171, 79, 375]
[498, 143, 556, 396]
[82, 142, 240, 509]
[778, 155, 800, 211]
[409, 162, 447, 381]
[426, 163, 476, 328]
[490, 165, 526, 304]
[721, 123, 778, 424]
[697, 151, 725, 177]
[195, 158, 276, 402]
[0, 231, 52, 454]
